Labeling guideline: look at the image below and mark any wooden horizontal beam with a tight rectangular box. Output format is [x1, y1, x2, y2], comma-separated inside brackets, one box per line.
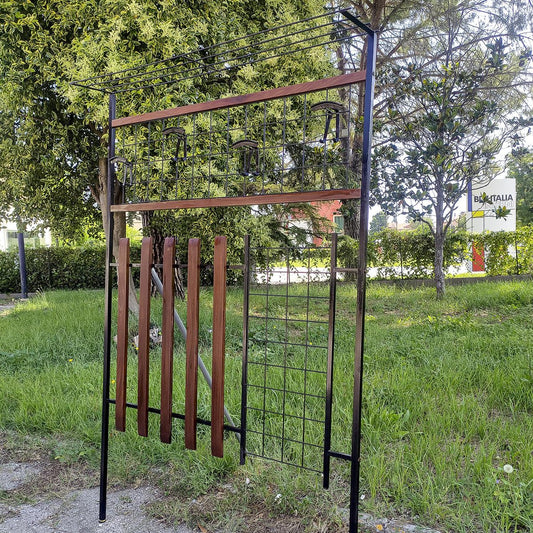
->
[112, 71, 366, 128]
[110, 189, 361, 213]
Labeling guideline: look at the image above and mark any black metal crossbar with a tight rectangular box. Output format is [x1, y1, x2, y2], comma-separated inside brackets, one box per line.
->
[72, 9, 367, 94]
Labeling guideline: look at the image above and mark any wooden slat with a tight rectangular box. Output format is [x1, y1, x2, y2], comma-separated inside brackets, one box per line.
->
[160, 237, 175, 444]
[112, 71, 366, 128]
[137, 237, 153, 437]
[111, 188, 361, 213]
[185, 238, 201, 450]
[115, 238, 130, 432]
[211, 236, 227, 458]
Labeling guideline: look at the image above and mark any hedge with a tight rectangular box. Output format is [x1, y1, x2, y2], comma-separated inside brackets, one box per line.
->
[473, 226, 533, 276]
[0, 245, 109, 293]
[338, 228, 470, 279]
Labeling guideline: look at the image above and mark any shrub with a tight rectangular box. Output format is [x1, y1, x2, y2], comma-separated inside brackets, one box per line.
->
[2, 226, 532, 293]
[0, 245, 109, 293]
[474, 226, 533, 276]
[338, 227, 469, 279]
[0, 250, 20, 293]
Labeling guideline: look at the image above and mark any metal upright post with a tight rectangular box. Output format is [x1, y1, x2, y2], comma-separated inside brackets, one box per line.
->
[99, 92, 116, 523]
[350, 27, 376, 533]
[515, 235, 520, 275]
[240, 235, 251, 465]
[339, 10, 376, 532]
[17, 230, 28, 299]
[323, 233, 338, 489]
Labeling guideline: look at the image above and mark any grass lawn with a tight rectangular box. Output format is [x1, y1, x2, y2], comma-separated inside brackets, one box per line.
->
[0, 281, 532, 532]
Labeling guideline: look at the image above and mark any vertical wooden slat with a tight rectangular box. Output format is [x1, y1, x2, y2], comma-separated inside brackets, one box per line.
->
[115, 238, 130, 432]
[160, 237, 175, 444]
[137, 237, 153, 437]
[185, 238, 201, 450]
[211, 236, 227, 457]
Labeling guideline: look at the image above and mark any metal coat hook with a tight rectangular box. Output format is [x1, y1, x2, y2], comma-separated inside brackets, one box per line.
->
[163, 126, 188, 162]
[110, 156, 134, 186]
[232, 139, 259, 177]
[311, 101, 346, 143]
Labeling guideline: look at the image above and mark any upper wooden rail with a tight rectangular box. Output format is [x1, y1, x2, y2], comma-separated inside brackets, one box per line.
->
[112, 71, 365, 128]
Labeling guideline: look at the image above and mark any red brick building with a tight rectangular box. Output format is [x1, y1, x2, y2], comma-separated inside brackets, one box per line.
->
[289, 200, 343, 246]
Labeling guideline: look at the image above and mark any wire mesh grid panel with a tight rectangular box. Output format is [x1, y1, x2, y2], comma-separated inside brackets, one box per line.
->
[243, 240, 337, 472]
[111, 84, 361, 207]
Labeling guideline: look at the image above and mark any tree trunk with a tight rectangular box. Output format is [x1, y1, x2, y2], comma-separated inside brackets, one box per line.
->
[337, 35, 365, 243]
[141, 210, 185, 300]
[335, 28, 365, 282]
[98, 155, 140, 316]
[337, 1, 387, 243]
[434, 178, 446, 299]
[434, 229, 446, 299]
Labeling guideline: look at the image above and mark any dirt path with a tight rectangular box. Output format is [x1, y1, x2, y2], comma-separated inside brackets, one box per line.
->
[0, 462, 198, 533]
[0, 303, 15, 315]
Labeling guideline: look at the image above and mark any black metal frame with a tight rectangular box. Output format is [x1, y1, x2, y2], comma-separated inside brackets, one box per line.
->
[78, 9, 376, 533]
[349, 14, 376, 531]
[99, 93, 116, 522]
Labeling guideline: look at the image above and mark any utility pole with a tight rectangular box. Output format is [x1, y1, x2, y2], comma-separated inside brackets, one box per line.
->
[16, 218, 28, 298]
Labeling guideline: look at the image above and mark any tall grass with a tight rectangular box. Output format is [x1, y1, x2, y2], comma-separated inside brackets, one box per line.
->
[0, 283, 532, 532]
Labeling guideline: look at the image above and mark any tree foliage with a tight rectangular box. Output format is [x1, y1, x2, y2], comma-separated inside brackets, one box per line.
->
[0, 0, 330, 246]
[508, 145, 533, 226]
[332, 0, 428, 238]
[369, 210, 388, 234]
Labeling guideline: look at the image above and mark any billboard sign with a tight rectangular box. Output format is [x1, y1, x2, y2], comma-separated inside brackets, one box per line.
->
[467, 178, 516, 233]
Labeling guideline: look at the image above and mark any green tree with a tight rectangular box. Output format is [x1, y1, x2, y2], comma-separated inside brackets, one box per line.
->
[369, 210, 388, 234]
[373, 1, 532, 297]
[508, 145, 533, 226]
[334, 0, 428, 238]
[0, 0, 331, 304]
[0, 88, 102, 242]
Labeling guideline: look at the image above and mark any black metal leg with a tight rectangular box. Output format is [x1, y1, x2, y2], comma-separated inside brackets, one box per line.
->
[240, 235, 250, 465]
[323, 233, 338, 489]
[100, 92, 117, 523]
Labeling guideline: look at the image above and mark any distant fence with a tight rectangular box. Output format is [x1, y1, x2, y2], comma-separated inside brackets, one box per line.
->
[1, 227, 532, 293]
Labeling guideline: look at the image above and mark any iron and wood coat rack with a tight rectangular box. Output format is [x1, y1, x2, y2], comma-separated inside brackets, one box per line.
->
[73, 9, 376, 533]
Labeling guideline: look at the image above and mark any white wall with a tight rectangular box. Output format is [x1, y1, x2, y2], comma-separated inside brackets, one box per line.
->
[0, 219, 52, 252]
